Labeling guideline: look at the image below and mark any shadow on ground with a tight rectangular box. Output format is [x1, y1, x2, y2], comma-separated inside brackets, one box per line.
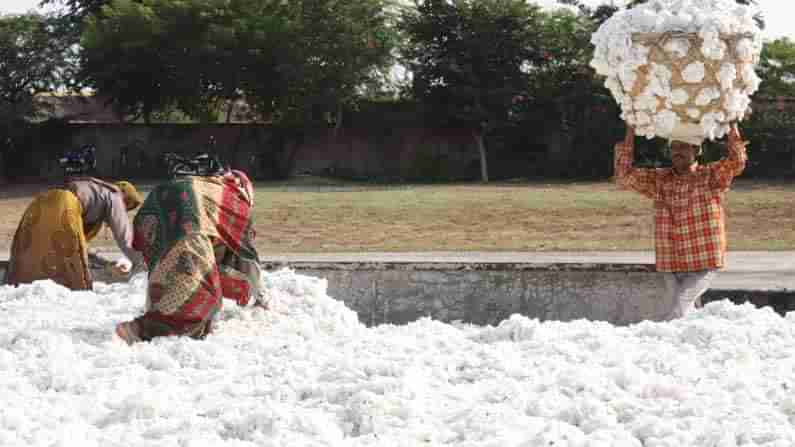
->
[704, 290, 795, 316]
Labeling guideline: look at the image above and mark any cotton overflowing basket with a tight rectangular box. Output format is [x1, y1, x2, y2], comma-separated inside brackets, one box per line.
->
[590, 0, 763, 144]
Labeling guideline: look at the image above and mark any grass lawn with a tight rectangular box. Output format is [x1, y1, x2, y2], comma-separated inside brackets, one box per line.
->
[1, 177, 793, 252]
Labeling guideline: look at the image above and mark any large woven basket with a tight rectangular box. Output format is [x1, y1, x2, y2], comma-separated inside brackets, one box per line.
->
[617, 31, 755, 137]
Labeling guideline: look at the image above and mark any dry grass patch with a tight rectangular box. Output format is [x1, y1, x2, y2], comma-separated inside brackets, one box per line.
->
[0, 178, 792, 252]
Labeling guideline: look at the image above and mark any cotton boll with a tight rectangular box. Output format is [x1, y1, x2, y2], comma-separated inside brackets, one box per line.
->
[621, 96, 635, 112]
[740, 64, 761, 94]
[635, 93, 660, 112]
[576, 397, 620, 433]
[619, 68, 639, 93]
[604, 78, 624, 97]
[670, 89, 689, 105]
[586, 429, 643, 447]
[591, 59, 610, 76]
[686, 108, 701, 119]
[718, 64, 737, 91]
[654, 110, 679, 136]
[703, 39, 727, 60]
[735, 38, 759, 63]
[677, 11, 694, 24]
[632, 8, 663, 31]
[528, 421, 587, 447]
[695, 87, 720, 106]
[651, 63, 672, 82]
[635, 111, 652, 126]
[661, 13, 691, 31]
[648, 63, 673, 98]
[663, 38, 690, 58]
[681, 62, 705, 83]
[700, 111, 727, 140]
[724, 89, 749, 114]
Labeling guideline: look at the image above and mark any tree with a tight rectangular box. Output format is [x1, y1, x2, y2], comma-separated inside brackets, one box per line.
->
[81, 0, 396, 125]
[81, 0, 215, 123]
[755, 38, 795, 99]
[400, 0, 551, 182]
[0, 13, 72, 118]
[263, 0, 398, 128]
[233, 0, 398, 177]
[40, 0, 112, 33]
[0, 13, 75, 177]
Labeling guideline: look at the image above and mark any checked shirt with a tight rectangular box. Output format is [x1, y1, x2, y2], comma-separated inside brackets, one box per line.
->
[614, 141, 747, 272]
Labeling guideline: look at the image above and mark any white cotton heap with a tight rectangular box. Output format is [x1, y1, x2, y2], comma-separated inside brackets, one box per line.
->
[2, 272, 795, 445]
[590, 0, 763, 144]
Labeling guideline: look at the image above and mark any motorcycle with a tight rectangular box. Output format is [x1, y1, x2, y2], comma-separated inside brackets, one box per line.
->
[59, 144, 97, 176]
[162, 152, 227, 178]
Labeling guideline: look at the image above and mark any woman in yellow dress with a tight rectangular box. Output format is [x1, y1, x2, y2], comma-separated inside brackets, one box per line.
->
[6, 177, 143, 290]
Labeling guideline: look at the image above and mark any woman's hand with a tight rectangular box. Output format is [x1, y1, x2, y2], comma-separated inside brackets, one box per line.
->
[113, 257, 132, 274]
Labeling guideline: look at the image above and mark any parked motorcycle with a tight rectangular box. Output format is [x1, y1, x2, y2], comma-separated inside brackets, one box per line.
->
[59, 144, 97, 176]
[162, 152, 227, 178]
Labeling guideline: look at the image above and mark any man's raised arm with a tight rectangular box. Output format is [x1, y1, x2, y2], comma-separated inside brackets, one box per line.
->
[709, 123, 748, 192]
[614, 126, 658, 200]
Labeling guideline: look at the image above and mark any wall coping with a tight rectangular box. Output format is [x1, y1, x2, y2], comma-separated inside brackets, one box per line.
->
[260, 261, 657, 272]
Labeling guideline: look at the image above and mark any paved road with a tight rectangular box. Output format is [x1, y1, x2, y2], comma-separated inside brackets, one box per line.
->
[2, 250, 793, 291]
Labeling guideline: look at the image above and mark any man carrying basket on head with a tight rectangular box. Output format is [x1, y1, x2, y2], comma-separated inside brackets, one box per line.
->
[591, 0, 761, 319]
[614, 124, 747, 319]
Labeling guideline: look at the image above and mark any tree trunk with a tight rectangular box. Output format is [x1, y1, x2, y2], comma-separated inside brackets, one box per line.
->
[473, 130, 489, 182]
[334, 103, 344, 131]
[143, 102, 152, 125]
[225, 100, 235, 123]
[282, 133, 304, 178]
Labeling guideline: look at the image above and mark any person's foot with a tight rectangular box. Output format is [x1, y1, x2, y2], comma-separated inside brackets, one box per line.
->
[114, 321, 142, 345]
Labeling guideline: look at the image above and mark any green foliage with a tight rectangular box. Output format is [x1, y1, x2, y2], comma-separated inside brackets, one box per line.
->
[0, 13, 73, 121]
[0, 13, 77, 177]
[399, 0, 550, 131]
[737, 108, 795, 176]
[262, 0, 399, 127]
[40, 0, 110, 31]
[80, 0, 397, 127]
[399, 0, 582, 181]
[756, 38, 795, 99]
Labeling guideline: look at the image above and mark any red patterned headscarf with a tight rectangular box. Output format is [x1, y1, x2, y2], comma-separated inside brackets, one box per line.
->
[226, 169, 254, 206]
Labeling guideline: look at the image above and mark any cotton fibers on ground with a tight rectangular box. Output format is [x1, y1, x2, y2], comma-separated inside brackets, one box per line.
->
[1, 269, 794, 446]
[590, 0, 763, 143]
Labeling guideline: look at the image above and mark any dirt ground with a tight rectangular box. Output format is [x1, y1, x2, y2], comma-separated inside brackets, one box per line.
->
[0, 178, 792, 252]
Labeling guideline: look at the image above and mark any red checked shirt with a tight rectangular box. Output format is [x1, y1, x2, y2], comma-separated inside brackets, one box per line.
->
[614, 141, 747, 272]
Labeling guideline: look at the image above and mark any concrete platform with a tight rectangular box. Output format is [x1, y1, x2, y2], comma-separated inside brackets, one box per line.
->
[2, 251, 792, 326]
[256, 251, 795, 292]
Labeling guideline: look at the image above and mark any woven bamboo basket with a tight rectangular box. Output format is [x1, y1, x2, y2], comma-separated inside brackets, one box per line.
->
[616, 31, 756, 139]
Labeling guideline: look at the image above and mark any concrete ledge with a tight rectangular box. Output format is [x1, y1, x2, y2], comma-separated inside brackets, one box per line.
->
[259, 261, 657, 272]
[269, 262, 671, 326]
[2, 259, 791, 326]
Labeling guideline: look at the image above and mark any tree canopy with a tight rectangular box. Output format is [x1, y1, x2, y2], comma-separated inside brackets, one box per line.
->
[0, 13, 73, 121]
[755, 38, 795, 99]
[80, 0, 397, 125]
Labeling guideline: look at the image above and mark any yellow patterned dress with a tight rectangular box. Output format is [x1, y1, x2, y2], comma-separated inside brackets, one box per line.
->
[6, 189, 99, 290]
[7, 179, 141, 290]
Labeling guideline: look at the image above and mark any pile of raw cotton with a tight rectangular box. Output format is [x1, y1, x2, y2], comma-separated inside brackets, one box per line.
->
[2, 271, 795, 445]
[590, 0, 763, 144]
